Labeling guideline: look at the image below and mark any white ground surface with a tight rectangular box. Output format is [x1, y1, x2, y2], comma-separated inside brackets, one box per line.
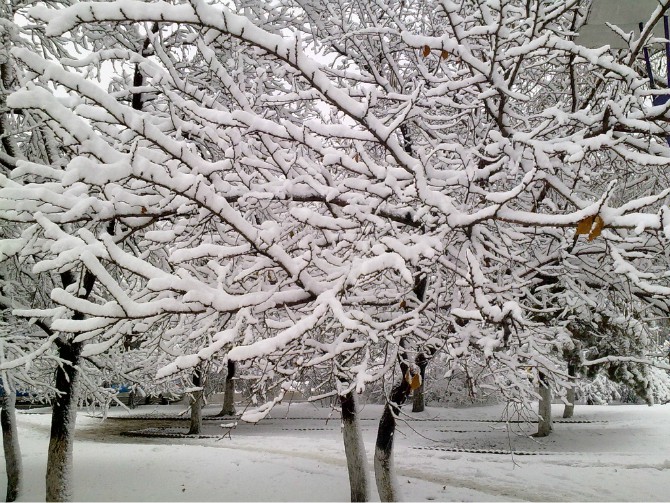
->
[4, 401, 670, 501]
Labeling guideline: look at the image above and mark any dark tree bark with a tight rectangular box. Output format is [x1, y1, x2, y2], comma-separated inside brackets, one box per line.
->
[46, 340, 82, 502]
[218, 360, 236, 417]
[188, 367, 203, 435]
[412, 353, 429, 413]
[374, 346, 413, 502]
[1, 388, 22, 502]
[563, 363, 577, 419]
[340, 391, 369, 502]
[535, 371, 553, 438]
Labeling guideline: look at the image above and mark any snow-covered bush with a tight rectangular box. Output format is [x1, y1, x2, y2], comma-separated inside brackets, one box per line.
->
[580, 373, 622, 405]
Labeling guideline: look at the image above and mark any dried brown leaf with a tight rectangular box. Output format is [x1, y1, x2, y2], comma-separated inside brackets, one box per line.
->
[576, 215, 595, 235]
[588, 215, 605, 241]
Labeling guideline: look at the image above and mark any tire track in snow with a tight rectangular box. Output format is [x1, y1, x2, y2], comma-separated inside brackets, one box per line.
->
[121, 431, 564, 501]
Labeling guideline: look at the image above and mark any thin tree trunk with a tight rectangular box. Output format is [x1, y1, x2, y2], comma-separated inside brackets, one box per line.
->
[1, 388, 21, 502]
[412, 353, 428, 413]
[219, 360, 236, 416]
[188, 368, 203, 435]
[340, 391, 369, 502]
[411, 378, 424, 413]
[409, 267, 432, 416]
[536, 372, 552, 437]
[46, 341, 82, 502]
[563, 363, 576, 419]
[374, 401, 404, 502]
[374, 362, 412, 502]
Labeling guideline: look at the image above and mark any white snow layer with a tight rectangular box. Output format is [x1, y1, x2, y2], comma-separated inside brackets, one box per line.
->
[4, 402, 670, 501]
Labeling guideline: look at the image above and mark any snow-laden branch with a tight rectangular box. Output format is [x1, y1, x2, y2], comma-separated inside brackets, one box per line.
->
[582, 355, 670, 372]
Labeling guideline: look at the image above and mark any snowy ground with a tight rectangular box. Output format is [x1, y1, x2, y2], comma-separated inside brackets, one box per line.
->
[4, 400, 670, 501]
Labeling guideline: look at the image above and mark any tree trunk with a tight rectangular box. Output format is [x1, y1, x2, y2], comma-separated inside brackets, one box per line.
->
[1, 389, 21, 502]
[374, 371, 412, 502]
[219, 360, 236, 416]
[411, 379, 424, 413]
[563, 363, 576, 419]
[46, 341, 82, 502]
[412, 353, 428, 413]
[188, 368, 203, 435]
[374, 405, 401, 502]
[340, 391, 369, 502]
[536, 372, 552, 438]
[132, 23, 159, 111]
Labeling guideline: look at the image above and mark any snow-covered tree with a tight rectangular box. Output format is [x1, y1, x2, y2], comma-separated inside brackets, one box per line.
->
[6, 0, 670, 500]
[0, 2, 191, 498]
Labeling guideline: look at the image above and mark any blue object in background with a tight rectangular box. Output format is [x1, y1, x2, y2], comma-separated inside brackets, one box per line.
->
[110, 383, 131, 393]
